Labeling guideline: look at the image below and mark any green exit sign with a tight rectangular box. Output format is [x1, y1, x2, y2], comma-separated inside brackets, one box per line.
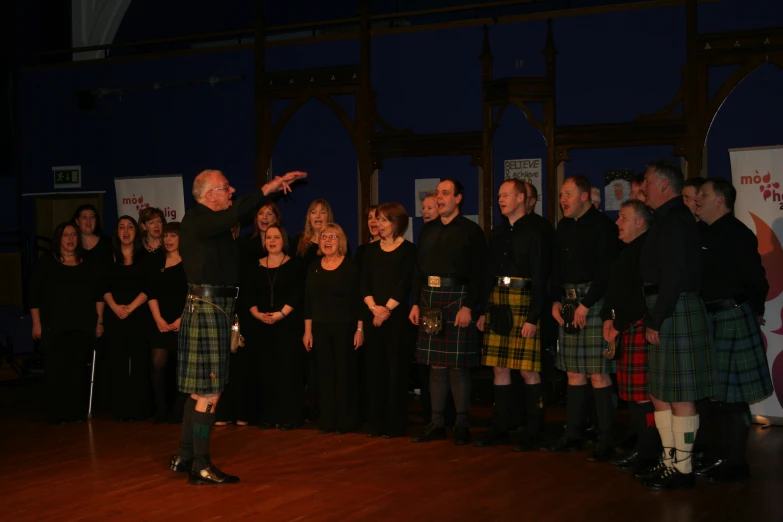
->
[53, 166, 81, 189]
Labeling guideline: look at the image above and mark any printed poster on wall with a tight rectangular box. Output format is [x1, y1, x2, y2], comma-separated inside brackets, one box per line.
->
[730, 146, 783, 423]
[114, 175, 186, 223]
[414, 178, 440, 217]
[504, 159, 542, 214]
[604, 170, 634, 211]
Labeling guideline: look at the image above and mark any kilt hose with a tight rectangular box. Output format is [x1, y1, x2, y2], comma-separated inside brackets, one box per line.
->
[417, 285, 480, 369]
[708, 302, 773, 404]
[178, 289, 237, 395]
[482, 284, 541, 371]
[616, 319, 649, 402]
[557, 298, 614, 375]
[645, 292, 712, 403]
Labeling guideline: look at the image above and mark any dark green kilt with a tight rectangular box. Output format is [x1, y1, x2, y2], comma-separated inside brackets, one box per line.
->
[646, 293, 712, 402]
[416, 285, 480, 369]
[708, 302, 773, 403]
[556, 298, 614, 375]
[177, 289, 236, 395]
[482, 283, 540, 371]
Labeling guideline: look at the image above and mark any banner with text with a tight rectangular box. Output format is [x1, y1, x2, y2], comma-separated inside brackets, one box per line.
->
[504, 159, 542, 215]
[114, 175, 185, 223]
[729, 146, 783, 423]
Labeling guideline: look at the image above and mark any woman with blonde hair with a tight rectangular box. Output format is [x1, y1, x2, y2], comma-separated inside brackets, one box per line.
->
[293, 199, 334, 268]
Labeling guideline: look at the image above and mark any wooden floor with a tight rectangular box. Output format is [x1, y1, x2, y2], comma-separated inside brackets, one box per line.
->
[1, 379, 782, 522]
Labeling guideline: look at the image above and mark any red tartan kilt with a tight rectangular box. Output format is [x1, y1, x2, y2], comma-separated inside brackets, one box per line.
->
[616, 319, 649, 402]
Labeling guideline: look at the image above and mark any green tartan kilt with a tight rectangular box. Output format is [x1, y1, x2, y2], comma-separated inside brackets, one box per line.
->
[482, 284, 541, 371]
[646, 293, 712, 402]
[177, 291, 236, 395]
[708, 302, 773, 403]
[416, 285, 480, 369]
[556, 298, 614, 375]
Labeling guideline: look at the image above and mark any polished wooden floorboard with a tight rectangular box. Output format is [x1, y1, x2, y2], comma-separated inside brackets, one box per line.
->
[1, 384, 781, 521]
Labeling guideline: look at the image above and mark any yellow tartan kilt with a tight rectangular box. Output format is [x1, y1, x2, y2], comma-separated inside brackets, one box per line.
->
[482, 284, 541, 371]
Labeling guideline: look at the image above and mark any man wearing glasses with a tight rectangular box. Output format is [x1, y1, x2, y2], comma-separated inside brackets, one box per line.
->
[170, 168, 306, 485]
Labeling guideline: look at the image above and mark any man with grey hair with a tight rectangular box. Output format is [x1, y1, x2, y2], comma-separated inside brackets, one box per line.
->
[636, 159, 711, 491]
[601, 199, 660, 475]
[170, 168, 306, 485]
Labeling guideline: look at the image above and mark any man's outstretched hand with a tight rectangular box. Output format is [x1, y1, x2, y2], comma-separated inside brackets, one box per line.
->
[262, 171, 308, 195]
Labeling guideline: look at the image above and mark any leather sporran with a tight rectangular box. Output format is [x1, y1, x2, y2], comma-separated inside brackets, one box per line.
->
[603, 339, 617, 360]
[421, 307, 444, 336]
[489, 304, 514, 336]
[561, 299, 580, 335]
[230, 314, 245, 354]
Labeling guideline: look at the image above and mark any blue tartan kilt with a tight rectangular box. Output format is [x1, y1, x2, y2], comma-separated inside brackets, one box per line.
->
[556, 298, 614, 375]
[177, 289, 236, 395]
[646, 293, 712, 402]
[708, 302, 773, 403]
[416, 285, 480, 369]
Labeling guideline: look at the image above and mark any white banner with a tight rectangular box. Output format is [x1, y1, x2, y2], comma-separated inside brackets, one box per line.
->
[729, 146, 783, 423]
[504, 159, 542, 215]
[114, 175, 186, 223]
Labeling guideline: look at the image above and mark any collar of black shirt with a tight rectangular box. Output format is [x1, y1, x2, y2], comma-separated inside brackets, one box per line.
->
[651, 195, 684, 217]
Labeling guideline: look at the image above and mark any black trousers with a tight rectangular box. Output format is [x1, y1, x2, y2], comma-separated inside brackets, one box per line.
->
[255, 318, 306, 426]
[43, 330, 91, 423]
[313, 321, 358, 432]
[366, 314, 410, 436]
[106, 326, 150, 420]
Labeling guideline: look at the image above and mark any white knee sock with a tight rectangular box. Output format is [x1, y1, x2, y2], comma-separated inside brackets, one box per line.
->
[671, 414, 700, 474]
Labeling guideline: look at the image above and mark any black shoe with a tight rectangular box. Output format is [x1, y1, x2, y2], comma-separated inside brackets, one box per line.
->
[258, 422, 274, 431]
[588, 443, 615, 462]
[453, 426, 471, 446]
[634, 458, 670, 481]
[318, 428, 333, 435]
[706, 462, 751, 483]
[334, 430, 345, 435]
[611, 451, 640, 467]
[694, 457, 725, 476]
[582, 425, 599, 442]
[541, 436, 583, 453]
[643, 466, 695, 491]
[169, 454, 191, 473]
[381, 434, 396, 439]
[474, 429, 511, 448]
[513, 431, 540, 452]
[617, 432, 638, 451]
[412, 424, 447, 443]
[618, 453, 660, 474]
[188, 464, 240, 485]
[366, 432, 382, 438]
[279, 424, 299, 432]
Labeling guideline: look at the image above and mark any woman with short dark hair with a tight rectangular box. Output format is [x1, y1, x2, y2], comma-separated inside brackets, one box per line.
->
[30, 222, 104, 424]
[138, 207, 166, 266]
[361, 203, 417, 437]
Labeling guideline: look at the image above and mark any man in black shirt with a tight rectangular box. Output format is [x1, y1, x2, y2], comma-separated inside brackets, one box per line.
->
[475, 179, 548, 451]
[543, 175, 620, 462]
[601, 200, 660, 474]
[170, 168, 306, 485]
[636, 159, 711, 491]
[410, 178, 486, 446]
[694, 178, 772, 482]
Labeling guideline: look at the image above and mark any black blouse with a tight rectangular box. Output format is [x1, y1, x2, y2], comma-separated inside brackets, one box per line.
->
[600, 232, 648, 331]
[245, 257, 305, 314]
[146, 260, 188, 323]
[304, 257, 360, 323]
[360, 241, 417, 306]
[102, 261, 151, 329]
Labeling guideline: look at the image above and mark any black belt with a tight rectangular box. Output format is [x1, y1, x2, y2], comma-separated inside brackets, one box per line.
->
[642, 284, 659, 297]
[563, 283, 590, 300]
[496, 277, 531, 290]
[704, 298, 744, 314]
[188, 284, 239, 299]
[426, 275, 469, 288]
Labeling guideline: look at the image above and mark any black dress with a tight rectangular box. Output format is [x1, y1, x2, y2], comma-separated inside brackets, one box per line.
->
[29, 255, 101, 423]
[146, 260, 188, 351]
[245, 256, 306, 427]
[360, 241, 417, 437]
[102, 260, 152, 420]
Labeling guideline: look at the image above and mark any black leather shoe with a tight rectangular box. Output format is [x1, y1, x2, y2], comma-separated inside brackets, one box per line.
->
[706, 462, 750, 483]
[412, 424, 447, 443]
[334, 430, 344, 435]
[318, 428, 333, 435]
[634, 459, 669, 481]
[582, 425, 599, 442]
[694, 457, 725, 476]
[611, 451, 639, 467]
[381, 434, 396, 439]
[474, 429, 511, 448]
[279, 424, 299, 432]
[366, 432, 382, 438]
[541, 436, 583, 453]
[169, 454, 191, 473]
[643, 466, 695, 491]
[188, 465, 240, 485]
[588, 443, 615, 462]
[618, 453, 660, 474]
[513, 431, 539, 452]
[258, 422, 274, 431]
[453, 426, 471, 446]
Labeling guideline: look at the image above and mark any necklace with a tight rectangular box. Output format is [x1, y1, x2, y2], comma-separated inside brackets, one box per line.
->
[264, 255, 287, 307]
[62, 252, 75, 257]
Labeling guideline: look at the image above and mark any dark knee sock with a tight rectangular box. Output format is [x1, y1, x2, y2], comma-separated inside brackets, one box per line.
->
[429, 368, 450, 428]
[724, 402, 751, 466]
[492, 384, 512, 432]
[633, 401, 660, 456]
[594, 386, 615, 445]
[524, 383, 543, 436]
[694, 399, 712, 450]
[565, 384, 588, 439]
[177, 397, 196, 459]
[449, 368, 471, 428]
[192, 409, 217, 470]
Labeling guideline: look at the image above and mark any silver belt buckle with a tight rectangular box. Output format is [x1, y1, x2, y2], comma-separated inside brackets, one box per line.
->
[566, 289, 577, 300]
[498, 277, 511, 287]
[427, 276, 441, 288]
